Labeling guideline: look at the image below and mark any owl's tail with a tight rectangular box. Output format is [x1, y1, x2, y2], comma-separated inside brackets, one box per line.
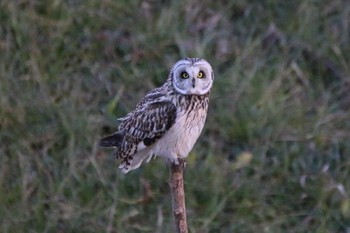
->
[119, 149, 154, 174]
[99, 132, 124, 148]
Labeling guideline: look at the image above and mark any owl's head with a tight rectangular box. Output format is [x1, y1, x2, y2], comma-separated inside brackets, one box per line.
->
[170, 58, 214, 95]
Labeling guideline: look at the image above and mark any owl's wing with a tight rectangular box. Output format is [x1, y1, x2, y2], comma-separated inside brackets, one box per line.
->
[99, 97, 177, 173]
[100, 100, 176, 149]
[119, 101, 177, 148]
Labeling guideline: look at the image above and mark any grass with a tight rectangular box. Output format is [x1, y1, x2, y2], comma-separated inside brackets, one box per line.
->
[1, 0, 350, 232]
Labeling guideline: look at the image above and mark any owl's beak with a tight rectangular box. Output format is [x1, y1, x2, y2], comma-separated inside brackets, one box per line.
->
[191, 78, 196, 88]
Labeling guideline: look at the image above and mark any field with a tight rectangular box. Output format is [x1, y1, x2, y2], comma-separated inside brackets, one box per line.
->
[1, 0, 350, 232]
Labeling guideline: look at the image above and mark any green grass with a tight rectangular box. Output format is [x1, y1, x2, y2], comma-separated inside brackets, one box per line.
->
[1, 0, 350, 232]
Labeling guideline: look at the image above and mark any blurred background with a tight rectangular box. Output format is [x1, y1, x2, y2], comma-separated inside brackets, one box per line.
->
[1, 0, 350, 232]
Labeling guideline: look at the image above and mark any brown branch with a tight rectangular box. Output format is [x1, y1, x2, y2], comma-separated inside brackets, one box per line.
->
[168, 158, 188, 233]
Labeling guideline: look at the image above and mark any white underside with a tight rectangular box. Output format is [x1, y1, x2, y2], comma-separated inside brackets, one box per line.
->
[122, 107, 207, 173]
[153, 109, 206, 161]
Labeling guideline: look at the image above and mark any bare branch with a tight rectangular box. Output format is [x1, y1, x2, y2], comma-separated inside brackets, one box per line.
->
[168, 159, 188, 233]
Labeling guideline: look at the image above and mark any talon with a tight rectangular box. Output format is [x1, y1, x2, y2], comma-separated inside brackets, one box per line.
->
[174, 157, 180, 165]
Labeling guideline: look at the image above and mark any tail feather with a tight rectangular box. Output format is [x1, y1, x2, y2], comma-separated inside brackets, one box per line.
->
[99, 132, 124, 147]
[119, 149, 154, 174]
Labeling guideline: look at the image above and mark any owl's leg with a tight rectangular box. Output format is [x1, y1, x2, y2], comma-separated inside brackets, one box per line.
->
[166, 154, 187, 168]
[165, 153, 180, 165]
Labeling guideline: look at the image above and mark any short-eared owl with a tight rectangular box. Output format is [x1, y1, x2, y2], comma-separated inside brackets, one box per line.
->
[100, 58, 214, 173]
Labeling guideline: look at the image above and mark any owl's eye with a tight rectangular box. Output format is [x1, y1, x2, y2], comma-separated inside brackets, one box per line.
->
[181, 71, 189, 79]
[197, 71, 205, 78]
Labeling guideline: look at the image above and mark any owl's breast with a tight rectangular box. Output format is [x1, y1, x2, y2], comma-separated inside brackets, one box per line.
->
[153, 100, 208, 160]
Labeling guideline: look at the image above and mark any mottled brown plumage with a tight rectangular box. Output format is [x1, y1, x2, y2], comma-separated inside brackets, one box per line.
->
[100, 58, 214, 173]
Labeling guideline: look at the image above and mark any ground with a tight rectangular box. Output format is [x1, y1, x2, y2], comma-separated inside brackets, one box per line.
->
[1, 0, 350, 232]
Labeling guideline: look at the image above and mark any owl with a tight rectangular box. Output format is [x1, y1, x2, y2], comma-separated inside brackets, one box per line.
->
[100, 58, 214, 173]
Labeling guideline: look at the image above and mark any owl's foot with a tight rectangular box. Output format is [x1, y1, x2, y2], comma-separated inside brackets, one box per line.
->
[167, 157, 186, 169]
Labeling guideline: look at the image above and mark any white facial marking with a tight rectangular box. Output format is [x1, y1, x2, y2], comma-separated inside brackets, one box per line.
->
[171, 58, 213, 95]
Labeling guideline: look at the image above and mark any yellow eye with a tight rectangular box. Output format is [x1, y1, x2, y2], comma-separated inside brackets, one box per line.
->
[197, 71, 205, 78]
[181, 71, 189, 79]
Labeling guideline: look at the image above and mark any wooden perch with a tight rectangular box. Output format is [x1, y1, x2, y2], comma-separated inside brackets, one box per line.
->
[168, 158, 188, 233]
